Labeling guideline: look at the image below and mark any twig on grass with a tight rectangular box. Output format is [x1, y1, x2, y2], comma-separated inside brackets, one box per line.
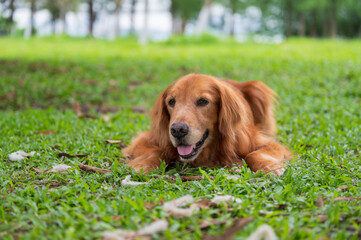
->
[203, 217, 255, 240]
[78, 164, 112, 174]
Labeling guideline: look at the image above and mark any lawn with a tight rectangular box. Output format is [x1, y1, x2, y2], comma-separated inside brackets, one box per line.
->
[0, 37, 360, 239]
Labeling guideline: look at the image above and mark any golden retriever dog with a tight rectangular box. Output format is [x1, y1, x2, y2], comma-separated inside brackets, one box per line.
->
[124, 74, 292, 176]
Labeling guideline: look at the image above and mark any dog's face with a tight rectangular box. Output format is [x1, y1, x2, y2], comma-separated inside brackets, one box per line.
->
[164, 76, 220, 162]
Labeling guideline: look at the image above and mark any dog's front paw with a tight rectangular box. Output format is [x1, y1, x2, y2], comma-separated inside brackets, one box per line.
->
[270, 167, 285, 176]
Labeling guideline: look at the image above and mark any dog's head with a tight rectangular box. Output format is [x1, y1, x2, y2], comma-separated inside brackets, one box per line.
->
[151, 74, 250, 163]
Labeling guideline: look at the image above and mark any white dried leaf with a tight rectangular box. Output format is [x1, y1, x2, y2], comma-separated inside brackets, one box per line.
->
[138, 219, 168, 235]
[102, 230, 128, 240]
[226, 175, 240, 181]
[9, 150, 37, 161]
[211, 195, 242, 204]
[102, 220, 168, 240]
[121, 175, 148, 186]
[247, 224, 277, 240]
[50, 164, 72, 173]
[163, 195, 199, 217]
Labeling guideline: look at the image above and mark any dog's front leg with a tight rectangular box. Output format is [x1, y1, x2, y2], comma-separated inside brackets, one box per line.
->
[123, 133, 167, 173]
[244, 141, 293, 176]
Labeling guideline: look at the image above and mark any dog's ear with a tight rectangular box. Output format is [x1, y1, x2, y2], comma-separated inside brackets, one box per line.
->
[150, 86, 171, 148]
[216, 82, 252, 157]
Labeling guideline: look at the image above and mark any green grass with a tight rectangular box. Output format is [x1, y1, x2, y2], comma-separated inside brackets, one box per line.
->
[0, 37, 361, 239]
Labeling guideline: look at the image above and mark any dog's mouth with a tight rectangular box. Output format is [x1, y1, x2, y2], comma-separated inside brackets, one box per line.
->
[176, 130, 209, 160]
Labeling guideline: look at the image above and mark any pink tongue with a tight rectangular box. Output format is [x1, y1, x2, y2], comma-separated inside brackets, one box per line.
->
[177, 145, 195, 156]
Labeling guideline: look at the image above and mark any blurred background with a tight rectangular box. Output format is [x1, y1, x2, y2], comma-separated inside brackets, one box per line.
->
[1, 0, 361, 42]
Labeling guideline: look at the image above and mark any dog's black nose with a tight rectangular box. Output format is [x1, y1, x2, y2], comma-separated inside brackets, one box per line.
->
[170, 122, 189, 138]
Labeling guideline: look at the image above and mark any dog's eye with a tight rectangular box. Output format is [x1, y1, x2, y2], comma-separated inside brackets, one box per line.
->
[168, 98, 176, 107]
[196, 98, 209, 107]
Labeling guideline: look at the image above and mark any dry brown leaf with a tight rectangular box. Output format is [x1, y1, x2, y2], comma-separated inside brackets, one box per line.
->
[317, 196, 324, 207]
[199, 219, 229, 229]
[111, 216, 123, 221]
[72, 101, 96, 118]
[275, 204, 288, 210]
[78, 163, 112, 174]
[106, 140, 128, 149]
[193, 199, 217, 209]
[36, 130, 56, 135]
[58, 153, 88, 158]
[336, 185, 348, 191]
[333, 197, 361, 202]
[130, 106, 147, 114]
[33, 167, 51, 173]
[0, 90, 15, 100]
[203, 217, 255, 240]
[50, 145, 61, 150]
[83, 79, 97, 86]
[315, 215, 328, 223]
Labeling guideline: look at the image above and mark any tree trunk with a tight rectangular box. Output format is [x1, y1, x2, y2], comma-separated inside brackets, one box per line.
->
[52, 20, 56, 35]
[30, 0, 36, 36]
[59, 1, 67, 34]
[298, 12, 305, 36]
[322, 9, 330, 38]
[309, 10, 317, 37]
[8, 0, 15, 23]
[284, 0, 293, 37]
[88, 0, 95, 36]
[139, 0, 148, 44]
[229, 13, 235, 37]
[195, 0, 213, 35]
[181, 19, 187, 34]
[114, 0, 122, 38]
[129, 0, 137, 35]
[330, 0, 337, 38]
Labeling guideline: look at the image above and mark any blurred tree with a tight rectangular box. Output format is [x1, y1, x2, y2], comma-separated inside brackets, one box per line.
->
[29, 0, 36, 36]
[114, 0, 123, 37]
[218, 0, 247, 37]
[170, 0, 203, 34]
[84, 0, 105, 36]
[43, 0, 80, 34]
[0, 0, 16, 34]
[139, 0, 148, 44]
[195, 0, 214, 35]
[43, 0, 60, 34]
[129, 0, 137, 35]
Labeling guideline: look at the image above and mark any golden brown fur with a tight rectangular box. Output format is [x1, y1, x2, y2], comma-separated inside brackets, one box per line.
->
[124, 74, 292, 176]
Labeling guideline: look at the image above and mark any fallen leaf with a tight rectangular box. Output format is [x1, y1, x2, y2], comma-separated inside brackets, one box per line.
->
[78, 163, 112, 174]
[101, 114, 110, 122]
[130, 106, 147, 114]
[316, 196, 324, 207]
[192, 199, 217, 209]
[336, 185, 348, 191]
[111, 216, 123, 221]
[36, 130, 56, 135]
[333, 197, 361, 202]
[275, 204, 288, 210]
[203, 217, 255, 240]
[50, 145, 61, 150]
[72, 101, 96, 118]
[106, 140, 128, 149]
[9, 150, 37, 161]
[83, 79, 97, 86]
[58, 153, 89, 158]
[199, 219, 229, 229]
[315, 215, 328, 223]
[33, 167, 51, 173]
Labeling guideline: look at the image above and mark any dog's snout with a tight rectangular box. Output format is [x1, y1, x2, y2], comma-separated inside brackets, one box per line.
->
[170, 122, 189, 138]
